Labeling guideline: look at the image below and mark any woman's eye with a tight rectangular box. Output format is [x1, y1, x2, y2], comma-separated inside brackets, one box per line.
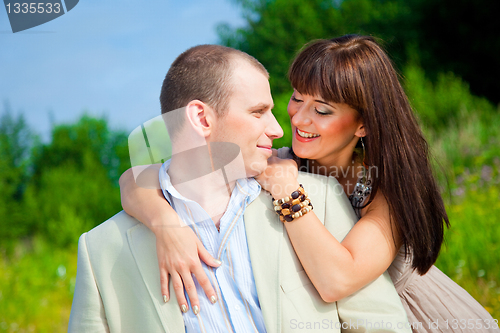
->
[291, 96, 302, 103]
[315, 108, 331, 116]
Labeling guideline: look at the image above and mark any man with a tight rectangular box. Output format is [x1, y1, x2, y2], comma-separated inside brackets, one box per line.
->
[68, 45, 411, 333]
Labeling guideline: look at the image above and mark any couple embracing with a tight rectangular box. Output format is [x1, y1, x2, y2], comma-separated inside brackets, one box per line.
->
[69, 35, 497, 333]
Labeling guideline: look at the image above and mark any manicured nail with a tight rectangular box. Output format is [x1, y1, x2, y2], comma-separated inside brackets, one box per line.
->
[163, 294, 169, 303]
[181, 304, 188, 313]
[210, 295, 217, 304]
[193, 305, 199, 315]
[214, 259, 222, 265]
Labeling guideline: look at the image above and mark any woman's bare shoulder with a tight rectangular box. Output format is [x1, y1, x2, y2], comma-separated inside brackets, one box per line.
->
[276, 146, 292, 159]
[359, 190, 402, 248]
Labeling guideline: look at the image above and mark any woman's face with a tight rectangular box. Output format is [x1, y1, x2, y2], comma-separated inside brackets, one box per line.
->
[287, 89, 364, 167]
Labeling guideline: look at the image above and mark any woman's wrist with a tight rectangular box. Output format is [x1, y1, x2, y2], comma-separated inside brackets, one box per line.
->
[269, 180, 301, 200]
[149, 215, 187, 235]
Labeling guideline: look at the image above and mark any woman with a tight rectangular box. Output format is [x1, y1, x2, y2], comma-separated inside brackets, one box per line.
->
[120, 35, 497, 331]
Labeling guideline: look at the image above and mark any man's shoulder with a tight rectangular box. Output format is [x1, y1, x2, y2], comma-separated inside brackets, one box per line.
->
[297, 170, 329, 184]
[83, 211, 143, 256]
[88, 210, 140, 237]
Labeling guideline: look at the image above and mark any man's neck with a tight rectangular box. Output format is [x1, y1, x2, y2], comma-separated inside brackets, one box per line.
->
[168, 153, 236, 229]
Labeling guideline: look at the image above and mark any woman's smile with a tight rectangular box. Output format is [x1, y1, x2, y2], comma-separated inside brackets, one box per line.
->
[296, 128, 320, 140]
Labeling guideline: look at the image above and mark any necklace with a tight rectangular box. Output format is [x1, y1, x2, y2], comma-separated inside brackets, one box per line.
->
[348, 169, 372, 219]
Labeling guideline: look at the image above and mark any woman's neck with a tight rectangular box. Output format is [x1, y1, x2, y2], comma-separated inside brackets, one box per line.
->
[308, 154, 364, 196]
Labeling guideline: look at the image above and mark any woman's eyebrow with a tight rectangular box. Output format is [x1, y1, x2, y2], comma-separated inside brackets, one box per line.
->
[315, 99, 334, 108]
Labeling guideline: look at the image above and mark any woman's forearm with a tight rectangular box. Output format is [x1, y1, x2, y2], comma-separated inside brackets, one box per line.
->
[283, 213, 395, 302]
[271, 184, 399, 302]
[119, 165, 184, 231]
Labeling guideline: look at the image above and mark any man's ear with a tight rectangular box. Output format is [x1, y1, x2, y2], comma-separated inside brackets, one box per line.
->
[185, 100, 217, 138]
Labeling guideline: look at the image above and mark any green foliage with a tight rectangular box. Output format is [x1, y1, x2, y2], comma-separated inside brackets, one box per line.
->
[0, 112, 131, 249]
[31, 115, 130, 187]
[128, 116, 172, 166]
[220, 0, 335, 94]
[218, 0, 419, 95]
[0, 237, 77, 332]
[416, 70, 500, 319]
[219, 0, 500, 103]
[436, 167, 500, 318]
[0, 111, 132, 330]
[404, 63, 497, 132]
[413, 0, 500, 104]
[25, 156, 121, 247]
[28, 116, 130, 246]
[0, 108, 36, 243]
[271, 91, 293, 149]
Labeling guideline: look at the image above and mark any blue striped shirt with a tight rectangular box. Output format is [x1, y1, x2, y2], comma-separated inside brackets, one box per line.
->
[159, 160, 267, 333]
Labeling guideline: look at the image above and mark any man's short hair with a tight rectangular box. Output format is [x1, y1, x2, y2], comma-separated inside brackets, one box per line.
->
[160, 44, 268, 140]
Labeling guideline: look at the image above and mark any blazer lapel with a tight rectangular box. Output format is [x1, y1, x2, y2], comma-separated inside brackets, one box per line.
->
[244, 190, 283, 333]
[127, 224, 185, 333]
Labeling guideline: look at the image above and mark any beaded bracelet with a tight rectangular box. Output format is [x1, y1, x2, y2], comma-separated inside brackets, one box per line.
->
[272, 184, 313, 222]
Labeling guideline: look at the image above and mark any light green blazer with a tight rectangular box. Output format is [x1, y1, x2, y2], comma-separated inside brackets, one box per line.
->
[68, 172, 411, 333]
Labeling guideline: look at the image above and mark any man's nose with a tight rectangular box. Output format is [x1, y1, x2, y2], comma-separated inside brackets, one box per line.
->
[267, 113, 284, 139]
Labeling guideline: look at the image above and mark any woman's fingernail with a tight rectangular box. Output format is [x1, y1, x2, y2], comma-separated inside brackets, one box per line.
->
[210, 295, 217, 304]
[214, 259, 222, 265]
[181, 304, 188, 313]
[163, 295, 169, 303]
[193, 305, 199, 315]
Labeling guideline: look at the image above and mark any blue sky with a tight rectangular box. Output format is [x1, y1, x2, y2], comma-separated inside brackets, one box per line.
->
[0, 0, 245, 140]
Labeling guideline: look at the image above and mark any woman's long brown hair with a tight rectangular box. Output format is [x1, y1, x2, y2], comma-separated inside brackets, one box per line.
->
[288, 35, 449, 275]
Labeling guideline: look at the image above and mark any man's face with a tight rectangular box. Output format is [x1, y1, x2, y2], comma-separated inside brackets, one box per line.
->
[210, 59, 283, 177]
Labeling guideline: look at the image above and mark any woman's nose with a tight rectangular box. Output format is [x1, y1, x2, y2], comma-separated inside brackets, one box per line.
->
[291, 105, 311, 127]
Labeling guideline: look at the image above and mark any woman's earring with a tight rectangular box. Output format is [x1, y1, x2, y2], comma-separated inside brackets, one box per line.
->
[360, 137, 366, 168]
[350, 136, 371, 217]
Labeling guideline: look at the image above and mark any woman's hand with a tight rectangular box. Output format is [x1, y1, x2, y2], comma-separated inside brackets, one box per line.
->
[255, 152, 300, 199]
[152, 217, 221, 313]
[119, 167, 221, 314]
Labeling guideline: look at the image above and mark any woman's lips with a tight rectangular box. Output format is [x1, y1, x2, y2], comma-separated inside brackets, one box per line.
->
[295, 128, 320, 142]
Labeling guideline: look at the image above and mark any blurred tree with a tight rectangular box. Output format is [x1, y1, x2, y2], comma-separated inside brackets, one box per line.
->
[0, 105, 33, 199]
[0, 104, 36, 242]
[26, 115, 131, 246]
[415, 0, 500, 104]
[30, 115, 129, 187]
[0, 113, 131, 248]
[218, 0, 415, 96]
[218, 0, 500, 104]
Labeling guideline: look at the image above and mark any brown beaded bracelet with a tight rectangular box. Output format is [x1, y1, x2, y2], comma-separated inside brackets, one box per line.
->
[272, 184, 313, 222]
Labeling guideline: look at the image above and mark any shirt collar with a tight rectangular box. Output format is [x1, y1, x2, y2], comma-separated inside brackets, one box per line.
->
[159, 159, 261, 205]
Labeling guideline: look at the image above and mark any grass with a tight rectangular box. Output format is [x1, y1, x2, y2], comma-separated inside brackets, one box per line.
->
[435, 165, 500, 319]
[0, 237, 77, 332]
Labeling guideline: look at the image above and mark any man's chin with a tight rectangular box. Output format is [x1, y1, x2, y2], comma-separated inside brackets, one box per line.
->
[246, 162, 266, 179]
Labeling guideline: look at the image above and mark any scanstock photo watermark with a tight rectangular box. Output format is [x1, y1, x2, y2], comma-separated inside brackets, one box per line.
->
[289, 318, 499, 331]
[3, 0, 79, 33]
